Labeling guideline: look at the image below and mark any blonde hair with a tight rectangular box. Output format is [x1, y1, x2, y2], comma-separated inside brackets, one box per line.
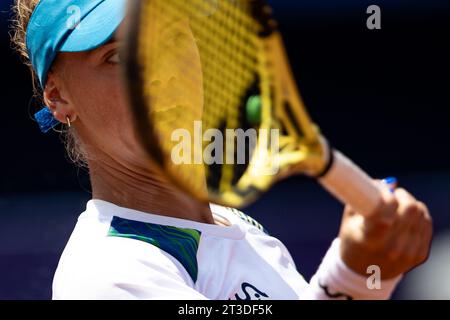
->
[11, 0, 40, 93]
[11, 0, 88, 167]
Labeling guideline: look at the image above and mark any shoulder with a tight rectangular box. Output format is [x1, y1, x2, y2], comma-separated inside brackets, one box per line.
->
[52, 211, 202, 299]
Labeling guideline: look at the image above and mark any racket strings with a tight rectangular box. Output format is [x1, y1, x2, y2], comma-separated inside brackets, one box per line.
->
[139, 0, 279, 200]
[188, 1, 266, 190]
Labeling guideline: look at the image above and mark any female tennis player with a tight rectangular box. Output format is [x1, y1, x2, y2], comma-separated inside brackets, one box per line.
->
[11, 0, 432, 300]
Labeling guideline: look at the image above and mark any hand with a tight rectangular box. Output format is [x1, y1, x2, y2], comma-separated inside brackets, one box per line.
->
[338, 182, 433, 280]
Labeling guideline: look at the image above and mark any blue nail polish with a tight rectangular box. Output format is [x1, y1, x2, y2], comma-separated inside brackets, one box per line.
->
[382, 177, 398, 193]
[383, 177, 397, 185]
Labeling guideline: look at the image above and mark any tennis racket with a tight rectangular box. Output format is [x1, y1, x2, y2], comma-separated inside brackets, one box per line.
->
[122, 0, 384, 216]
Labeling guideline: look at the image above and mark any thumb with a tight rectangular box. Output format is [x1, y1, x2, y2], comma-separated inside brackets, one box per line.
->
[365, 179, 399, 227]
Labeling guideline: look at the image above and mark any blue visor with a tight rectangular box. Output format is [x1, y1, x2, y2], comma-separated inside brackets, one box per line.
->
[26, 0, 126, 132]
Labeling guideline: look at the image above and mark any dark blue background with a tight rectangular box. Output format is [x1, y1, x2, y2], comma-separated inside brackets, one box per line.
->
[0, 1, 449, 299]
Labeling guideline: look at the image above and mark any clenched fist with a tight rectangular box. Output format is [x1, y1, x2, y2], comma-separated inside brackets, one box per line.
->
[339, 182, 433, 280]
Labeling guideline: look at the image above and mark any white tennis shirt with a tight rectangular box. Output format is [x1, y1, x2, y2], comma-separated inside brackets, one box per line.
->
[52, 200, 401, 300]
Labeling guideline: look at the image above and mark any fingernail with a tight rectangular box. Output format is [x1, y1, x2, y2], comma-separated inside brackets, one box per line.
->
[382, 177, 398, 192]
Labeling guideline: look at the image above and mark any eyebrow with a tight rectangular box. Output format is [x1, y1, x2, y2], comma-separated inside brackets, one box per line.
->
[87, 37, 120, 57]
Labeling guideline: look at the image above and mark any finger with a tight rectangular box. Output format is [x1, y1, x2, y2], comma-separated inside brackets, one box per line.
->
[385, 205, 420, 261]
[394, 188, 420, 218]
[382, 177, 398, 192]
[404, 210, 426, 261]
[418, 201, 432, 221]
[411, 202, 432, 236]
[416, 208, 433, 265]
[400, 218, 431, 272]
[365, 181, 398, 226]
[395, 200, 432, 266]
[394, 189, 430, 259]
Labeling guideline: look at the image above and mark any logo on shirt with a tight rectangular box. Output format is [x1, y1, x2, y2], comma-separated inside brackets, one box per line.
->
[230, 282, 269, 300]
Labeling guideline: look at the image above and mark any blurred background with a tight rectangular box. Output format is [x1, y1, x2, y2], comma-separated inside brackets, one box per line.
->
[0, 0, 449, 299]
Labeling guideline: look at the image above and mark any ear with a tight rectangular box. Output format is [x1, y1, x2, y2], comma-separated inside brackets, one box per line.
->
[43, 72, 77, 124]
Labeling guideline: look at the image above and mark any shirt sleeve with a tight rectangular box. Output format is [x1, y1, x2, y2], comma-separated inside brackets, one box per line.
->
[300, 238, 402, 300]
[52, 237, 210, 300]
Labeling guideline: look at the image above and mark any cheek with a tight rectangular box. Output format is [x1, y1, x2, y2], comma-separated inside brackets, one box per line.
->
[69, 67, 138, 152]
[93, 76, 130, 129]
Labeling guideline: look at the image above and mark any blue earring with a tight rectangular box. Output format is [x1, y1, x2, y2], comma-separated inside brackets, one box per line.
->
[34, 107, 60, 133]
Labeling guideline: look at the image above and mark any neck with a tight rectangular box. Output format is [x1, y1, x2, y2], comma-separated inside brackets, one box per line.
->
[88, 156, 215, 225]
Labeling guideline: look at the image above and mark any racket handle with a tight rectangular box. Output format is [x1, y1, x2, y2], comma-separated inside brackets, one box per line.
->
[318, 150, 383, 217]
